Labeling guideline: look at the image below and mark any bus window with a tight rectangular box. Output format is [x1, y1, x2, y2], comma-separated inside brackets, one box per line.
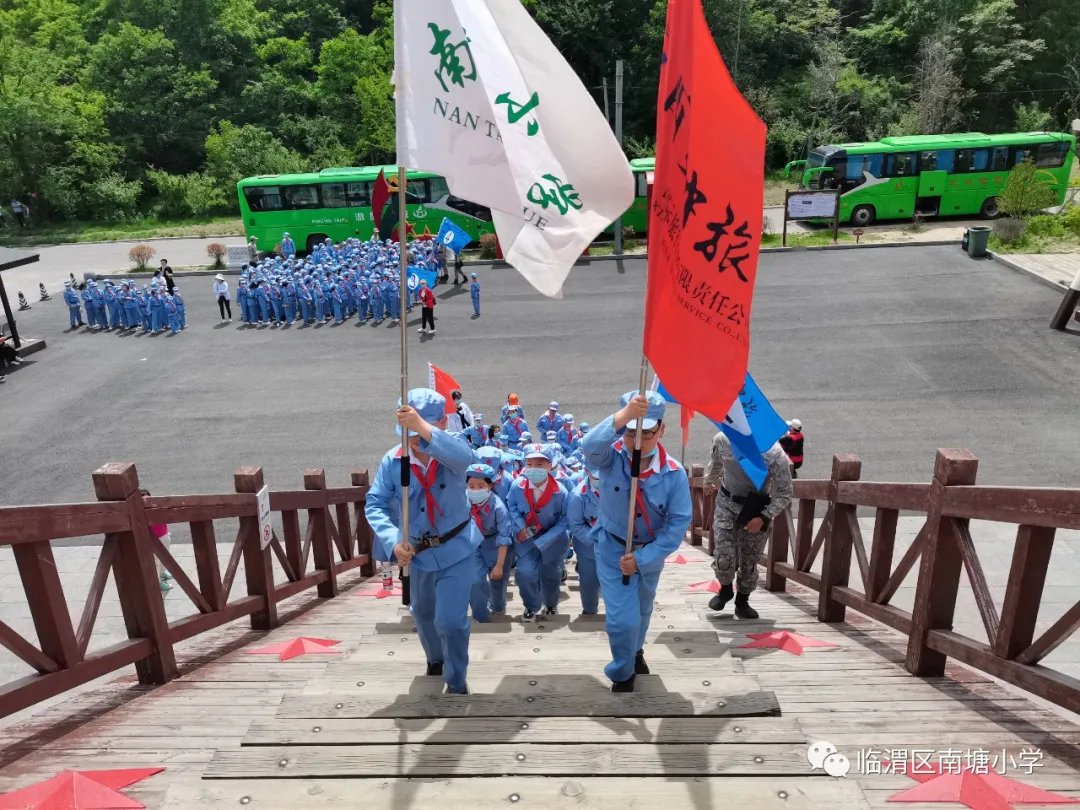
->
[345, 182, 370, 206]
[405, 179, 428, 203]
[935, 150, 954, 172]
[1035, 142, 1069, 168]
[321, 183, 347, 208]
[447, 195, 492, 222]
[428, 176, 451, 201]
[991, 147, 1009, 171]
[970, 149, 989, 171]
[887, 153, 915, 177]
[1011, 146, 1035, 167]
[284, 184, 320, 209]
[847, 154, 882, 178]
[635, 173, 649, 198]
[243, 186, 283, 211]
[920, 151, 937, 172]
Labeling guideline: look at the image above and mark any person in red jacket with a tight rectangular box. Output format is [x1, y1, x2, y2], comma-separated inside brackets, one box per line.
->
[417, 279, 437, 335]
[778, 419, 805, 478]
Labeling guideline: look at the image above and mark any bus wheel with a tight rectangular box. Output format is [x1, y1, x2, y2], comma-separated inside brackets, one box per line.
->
[980, 197, 1000, 219]
[305, 234, 328, 254]
[850, 205, 876, 226]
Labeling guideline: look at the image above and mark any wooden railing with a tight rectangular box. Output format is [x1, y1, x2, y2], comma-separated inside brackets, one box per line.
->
[0, 462, 375, 718]
[688, 449, 1080, 714]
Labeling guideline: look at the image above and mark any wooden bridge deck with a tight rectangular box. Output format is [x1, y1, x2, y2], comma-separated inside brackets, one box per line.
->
[0, 544, 1077, 809]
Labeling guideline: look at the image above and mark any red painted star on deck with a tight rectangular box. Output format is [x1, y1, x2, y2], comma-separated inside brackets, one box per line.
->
[886, 761, 1080, 809]
[666, 554, 707, 565]
[689, 580, 720, 593]
[0, 767, 163, 809]
[355, 582, 404, 599]
[738, 630, 839, 655]
[247, 637, 341, 661]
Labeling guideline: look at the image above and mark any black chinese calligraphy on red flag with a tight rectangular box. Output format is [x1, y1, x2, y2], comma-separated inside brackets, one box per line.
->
[643, 0, 766, 424]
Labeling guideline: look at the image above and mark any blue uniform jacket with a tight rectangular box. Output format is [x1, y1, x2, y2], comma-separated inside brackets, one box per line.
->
[536, 413, 566, 435]
[567, 480, 601, 558]
[63, 289, 79, 307]
[505, 475, 569, 559]
[365, 428, 478, 572]
[470, 281, 480, 299]
[580, 415, 693, 574]
[502, 415, 528, 443]
[472, 494, 512, 562]
[556, 426, 579, 454]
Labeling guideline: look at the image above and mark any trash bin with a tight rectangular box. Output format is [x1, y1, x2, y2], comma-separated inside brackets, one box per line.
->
[966, 226, 991, 258]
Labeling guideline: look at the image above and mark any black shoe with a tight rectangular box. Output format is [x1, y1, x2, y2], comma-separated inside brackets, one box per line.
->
[734, 593, 759, 620]
[541, 605, 558, 616]
[611, 674, 636, 693]
[634, 649, 650, 675]
[708, 584, 735, 611]
[425, 662, 444, 676]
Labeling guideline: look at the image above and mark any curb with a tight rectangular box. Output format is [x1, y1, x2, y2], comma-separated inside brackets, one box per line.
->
[0, 234, 240, 250]
[14, 337, 47, 358]
[988, 252, 1070, 292]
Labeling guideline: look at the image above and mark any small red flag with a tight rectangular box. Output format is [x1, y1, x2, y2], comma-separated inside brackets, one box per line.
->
[428, 363, 463, 415]
[644, 0, 766, 425]
[371, 169, 390, 233]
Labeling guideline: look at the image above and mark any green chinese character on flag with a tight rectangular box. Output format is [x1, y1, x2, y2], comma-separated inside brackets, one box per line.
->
[428, 22, 477, 93]
[495, 91, 540, 136]
[527, 174, 583, 216]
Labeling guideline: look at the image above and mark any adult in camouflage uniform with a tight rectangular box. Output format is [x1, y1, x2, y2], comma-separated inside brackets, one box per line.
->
[705, 431, 793, 619]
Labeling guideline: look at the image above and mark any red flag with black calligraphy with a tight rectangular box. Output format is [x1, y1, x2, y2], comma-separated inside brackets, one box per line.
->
[643, 0, 766, 424]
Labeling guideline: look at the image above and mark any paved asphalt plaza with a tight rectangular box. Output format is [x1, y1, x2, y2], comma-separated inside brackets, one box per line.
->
[1, 244, 1078, 693]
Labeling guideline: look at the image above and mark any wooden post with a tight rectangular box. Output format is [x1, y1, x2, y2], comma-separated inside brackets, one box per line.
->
[305, 469, 339, 598]
[190, 520, 226, 611]
[690, 464, 705, 547]
[994, 525, 1055, 660]
[352, 470, 376, 577]
[795, 499, 815, 570]
[817, 454, 862, 622]
[93, 462, 177, 684]
[235, 467, 278, 630]
[866, 507, 899, 603]
[906, 449, 979, 677]
[764, 507, 790, 592]
[13, 542, 81, 671]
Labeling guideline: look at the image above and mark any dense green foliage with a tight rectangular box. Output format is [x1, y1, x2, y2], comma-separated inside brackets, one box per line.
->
[1, 0, 1078, 222]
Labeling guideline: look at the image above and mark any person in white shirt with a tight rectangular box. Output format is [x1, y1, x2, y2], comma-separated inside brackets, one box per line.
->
[213, 274, 232, 323]
[446, 389, 474, 433]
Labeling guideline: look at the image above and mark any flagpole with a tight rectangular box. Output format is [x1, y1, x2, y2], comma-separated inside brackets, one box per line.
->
[397, 166, 412, 606]
[621, 355, 650, 585]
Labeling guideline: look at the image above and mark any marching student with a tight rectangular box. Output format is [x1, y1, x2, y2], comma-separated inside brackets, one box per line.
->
[506, 444, 569, 621]
[469, 272, 481, 316]
[567, 464, 602, 615]
[580, 391, 692, 692]
[365, 389, 479, 694]
[466, 463, 513, 621]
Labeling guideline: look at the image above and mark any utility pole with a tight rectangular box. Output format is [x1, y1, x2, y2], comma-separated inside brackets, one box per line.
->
[613, 59, 625, 256]
[602, 75, 610, 125]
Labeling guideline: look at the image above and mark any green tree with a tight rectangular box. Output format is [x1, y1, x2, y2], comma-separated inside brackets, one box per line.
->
[999, 158, 1058, 218]
[204, 121, 309, 210]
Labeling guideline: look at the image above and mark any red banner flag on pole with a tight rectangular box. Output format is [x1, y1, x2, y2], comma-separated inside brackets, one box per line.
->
[643, 0, 766, 424]
[428, 362, 463, 415]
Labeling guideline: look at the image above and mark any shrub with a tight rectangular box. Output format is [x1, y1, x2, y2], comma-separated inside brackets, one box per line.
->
[478, 233, 497, 260]
[992, 218, 1027, 244]
[1000, 158, 1058, 218]
[207, 243, 227, 267]
[1026, 214, 1065, 238]
[148, 170, 228, 218]
[1063, 205, 1080, 235]
[128, 244, 157, 269]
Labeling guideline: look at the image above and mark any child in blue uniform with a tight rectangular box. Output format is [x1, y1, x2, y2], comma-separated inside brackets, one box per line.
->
[365, 388, 479, 694]
[505, 444, 569, 621]
[466, 464, 513, 621]
[469, 273, 480, 316]
[581, 391, 692, 692]
[567, 467, 602, 615]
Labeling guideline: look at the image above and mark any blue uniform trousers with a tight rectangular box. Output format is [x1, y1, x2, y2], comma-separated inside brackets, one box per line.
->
[573, 542, 600, 614]
[314, 298, 325, 321]
[411, 553, 473, 693]
[125, 304, 140, 329]
[358, 297, 369, 321]
[168, 311, 180, 334]
[284, 301, 296, 322]
[371, 295, 384, 320]
[177, 305, 186, 328]
[68, 306, 81, 327]
[271, 298, 283, 322]
[386, 294, 399, 320]
[150, 307, 164, 332]
[596, 537, 662, 683]
[470, 545, 514, 621]
[472, 295, 480, 316]
[514, 544, 563, 613]
[299, 299, 312, 322]
[257, 297, 269, 322]
[332, 299, 343, 323]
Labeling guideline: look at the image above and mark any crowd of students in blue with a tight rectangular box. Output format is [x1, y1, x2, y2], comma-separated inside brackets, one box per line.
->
[231, 234, 481, 328]
[366, 388, 692, 694]
[61, 278, 186, 335]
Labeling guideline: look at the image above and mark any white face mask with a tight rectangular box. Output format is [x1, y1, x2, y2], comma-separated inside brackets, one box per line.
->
[466, 488, 491, 506]
[524, 467, 549, 486]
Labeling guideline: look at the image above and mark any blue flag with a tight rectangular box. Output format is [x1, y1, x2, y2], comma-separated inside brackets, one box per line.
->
[407, 266, 438, 291]
[436, 217, 472, 255]
[654, 372, 788, 489]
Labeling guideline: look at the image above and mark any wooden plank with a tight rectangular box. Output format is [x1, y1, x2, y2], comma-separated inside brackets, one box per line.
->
[940, 485, 1080, 530]
[876, 521, 928, 606]
[0, 502, 130, 544]
[835, 482, 931, 511]
[0, 619, 58, 674]
[162, 776, 872, 809]
[275, 690, 781, 719]
[995, 524, 1054, 659]
[205, 742, 808, 778]
[1016, 599, 1080, 666]
[302, 673, 764, 696]
[244, 715, 805, 745]
[75, 536, 118, 656]
[142, 494, 254, 524]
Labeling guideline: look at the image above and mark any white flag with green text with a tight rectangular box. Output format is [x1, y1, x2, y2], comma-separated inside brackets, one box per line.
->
[393, 0, 633, 298]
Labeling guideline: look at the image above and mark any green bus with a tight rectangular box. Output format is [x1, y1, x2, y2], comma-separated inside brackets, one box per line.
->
[785, 132, 1076, 226]
[237, 160, 655, 254]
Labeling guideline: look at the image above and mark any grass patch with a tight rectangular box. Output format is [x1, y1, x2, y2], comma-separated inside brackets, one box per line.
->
[764, 169, 799, 207]
[762, 230, 854, 248]
[0, 215, 243, 247]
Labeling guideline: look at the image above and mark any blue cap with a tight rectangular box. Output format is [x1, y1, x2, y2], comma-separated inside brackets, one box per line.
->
[466, 463, 496, 480]
[524, 443, 556, 462]
[544, 431, 557, 441]
[620, 389, 666, 431]
[476, 447, 502, 467]
[396, 387, 447, 436]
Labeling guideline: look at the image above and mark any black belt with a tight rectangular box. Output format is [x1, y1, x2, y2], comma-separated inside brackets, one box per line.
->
[412, 520, 470, 555]
[605, 530, 648, 551]
[721, 486, 747, 504]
